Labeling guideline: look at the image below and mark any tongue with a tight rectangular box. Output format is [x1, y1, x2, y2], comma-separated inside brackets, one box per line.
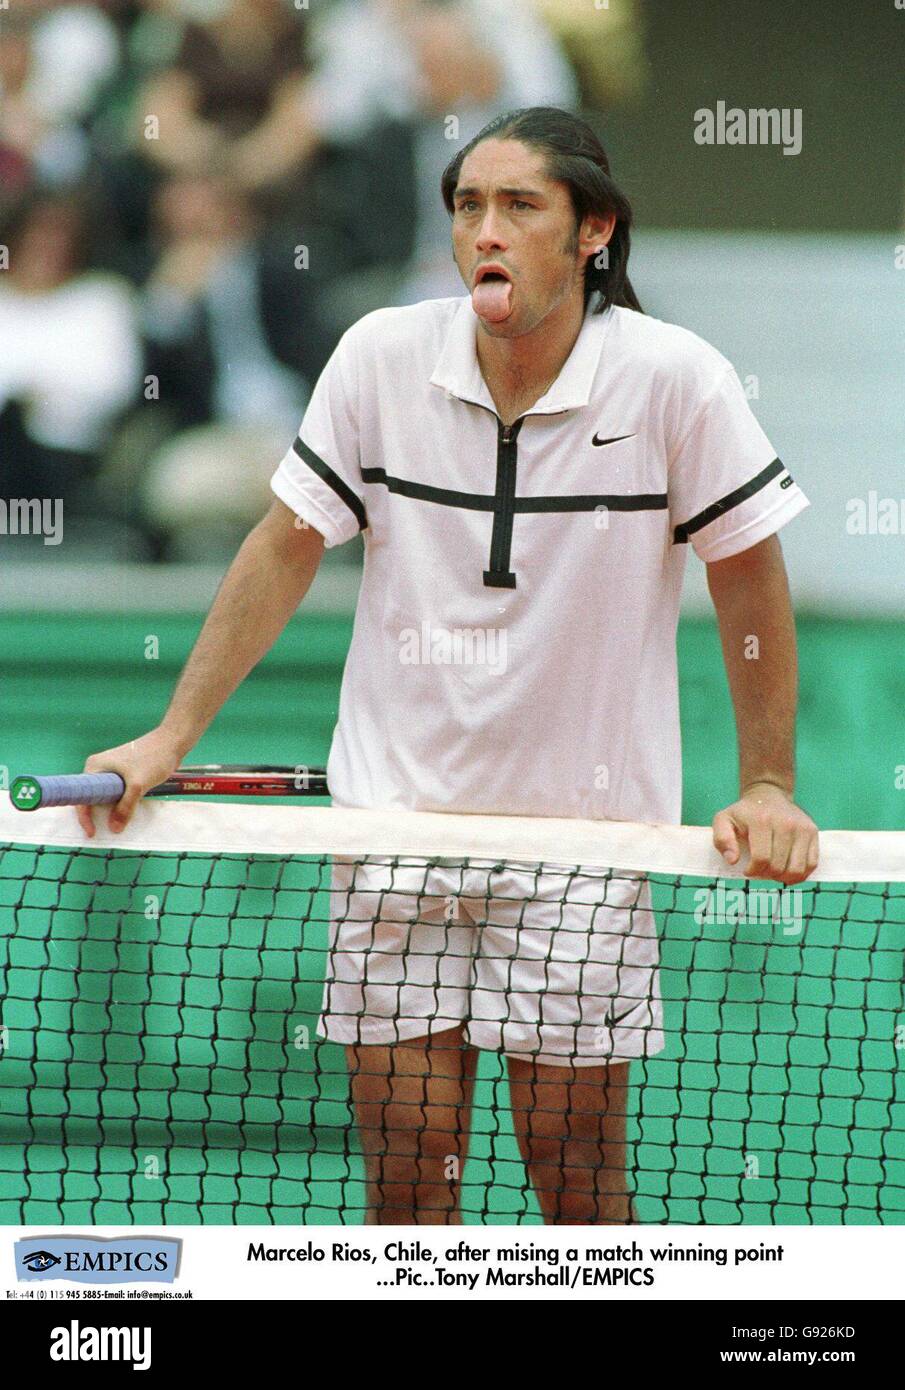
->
[472, 278, 512, 322]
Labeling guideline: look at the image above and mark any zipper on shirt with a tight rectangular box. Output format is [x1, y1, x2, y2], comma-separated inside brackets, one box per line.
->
[484, 417, 524, 588]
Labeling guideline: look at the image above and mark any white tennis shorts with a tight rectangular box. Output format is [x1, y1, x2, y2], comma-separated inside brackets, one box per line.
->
[319, 857, 665, 1067]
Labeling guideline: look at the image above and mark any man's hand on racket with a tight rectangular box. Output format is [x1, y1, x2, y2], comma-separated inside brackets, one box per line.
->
[712, 782, 819, 884]
[78, 728, 185, 838]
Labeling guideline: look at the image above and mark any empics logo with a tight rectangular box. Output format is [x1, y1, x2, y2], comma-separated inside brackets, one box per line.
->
[15, 1235, 180, 1285]
[49, 1321, 151, 1372]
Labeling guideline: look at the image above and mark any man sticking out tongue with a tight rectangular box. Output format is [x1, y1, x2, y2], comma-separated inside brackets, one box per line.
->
[472, 267, 513, 323]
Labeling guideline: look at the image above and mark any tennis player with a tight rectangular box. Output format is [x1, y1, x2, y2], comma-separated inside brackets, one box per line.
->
[79, 107, 818, 1225]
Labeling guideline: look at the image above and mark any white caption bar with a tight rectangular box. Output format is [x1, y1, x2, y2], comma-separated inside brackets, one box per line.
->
[5, 1226, 901, 1302]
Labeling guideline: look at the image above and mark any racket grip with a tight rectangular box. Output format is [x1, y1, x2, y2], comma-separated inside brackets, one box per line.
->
[11, 772, 127, 810]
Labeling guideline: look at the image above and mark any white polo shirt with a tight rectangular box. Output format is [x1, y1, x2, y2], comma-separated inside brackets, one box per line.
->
[271, 295, 809, 823]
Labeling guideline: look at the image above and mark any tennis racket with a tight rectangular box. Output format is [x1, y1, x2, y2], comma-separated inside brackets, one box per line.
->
[9, 765, 329, 811]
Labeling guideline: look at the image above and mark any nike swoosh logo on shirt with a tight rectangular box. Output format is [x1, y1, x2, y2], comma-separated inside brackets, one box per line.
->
[592, 433, 636, 447]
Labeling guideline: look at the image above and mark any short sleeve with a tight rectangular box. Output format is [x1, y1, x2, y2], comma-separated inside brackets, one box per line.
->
[668, 366, 809, 562]
[270, 327, 367, 548]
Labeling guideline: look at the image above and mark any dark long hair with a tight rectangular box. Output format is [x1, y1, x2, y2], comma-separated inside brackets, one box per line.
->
[441, 106, 642, 315]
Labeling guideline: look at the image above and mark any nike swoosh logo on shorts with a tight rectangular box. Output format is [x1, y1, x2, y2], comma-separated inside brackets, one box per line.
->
[604, 1003, 637, 1028]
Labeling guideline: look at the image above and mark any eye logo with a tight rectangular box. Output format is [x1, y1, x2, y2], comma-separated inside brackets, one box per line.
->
[22, 1250, 62, 1273]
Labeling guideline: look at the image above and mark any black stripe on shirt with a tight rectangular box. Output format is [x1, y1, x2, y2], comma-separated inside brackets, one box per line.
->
[360, 468, 668, 516]
[361, 468, 494, 510]
[673, 458, 786, 545]
[292, 437, 368, 531]
[514, 493, 668, 513]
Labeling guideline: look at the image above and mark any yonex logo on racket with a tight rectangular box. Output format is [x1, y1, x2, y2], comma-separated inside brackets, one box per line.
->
[10, 778, 40, 810]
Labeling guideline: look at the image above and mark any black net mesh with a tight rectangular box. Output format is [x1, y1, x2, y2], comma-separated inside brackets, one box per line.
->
[1, 830, 903, 1225]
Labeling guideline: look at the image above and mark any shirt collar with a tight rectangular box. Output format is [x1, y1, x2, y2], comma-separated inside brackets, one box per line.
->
[429, 295, 614, 415]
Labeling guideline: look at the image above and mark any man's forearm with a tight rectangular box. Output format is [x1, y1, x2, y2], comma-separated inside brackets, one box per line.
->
[159, 508, 324, 755]
[706, 536, 798, 797]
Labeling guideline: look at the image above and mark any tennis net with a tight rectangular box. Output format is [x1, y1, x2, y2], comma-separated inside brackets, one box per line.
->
[1, 792, 903, 1226]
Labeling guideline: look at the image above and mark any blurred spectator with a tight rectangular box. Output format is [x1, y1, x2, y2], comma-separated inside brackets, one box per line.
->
[530, 0, 649, 110]
[89, 0, 317, 280]
[0, 191, 141, 512]
[0, 0, 580, 560]
[136, 419, 286, 561]
[140, 172, 310, 436]
[122, 0, 577, 314]
[133, 0, 314, 195]
[102, 170, 326, 560]
[306, 0, 579, 314]
[0, 2, 121, 191]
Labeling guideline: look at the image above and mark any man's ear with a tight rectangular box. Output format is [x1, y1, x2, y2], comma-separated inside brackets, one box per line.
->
[578, 212, 617, 268]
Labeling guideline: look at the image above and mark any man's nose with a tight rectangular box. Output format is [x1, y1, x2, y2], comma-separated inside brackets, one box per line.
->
[475, 210, 508, 252]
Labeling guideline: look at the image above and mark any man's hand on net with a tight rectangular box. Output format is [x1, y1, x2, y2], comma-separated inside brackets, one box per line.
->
[712, 782, 819, 885]
[77, 729, 186, 839]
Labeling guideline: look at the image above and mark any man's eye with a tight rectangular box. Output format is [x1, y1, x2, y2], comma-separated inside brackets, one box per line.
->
[512, 201, 532, 210]
[458, 200, 479, 213]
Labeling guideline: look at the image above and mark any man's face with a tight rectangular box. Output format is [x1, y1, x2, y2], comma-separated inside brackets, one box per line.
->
[450, 138, 597, 338]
